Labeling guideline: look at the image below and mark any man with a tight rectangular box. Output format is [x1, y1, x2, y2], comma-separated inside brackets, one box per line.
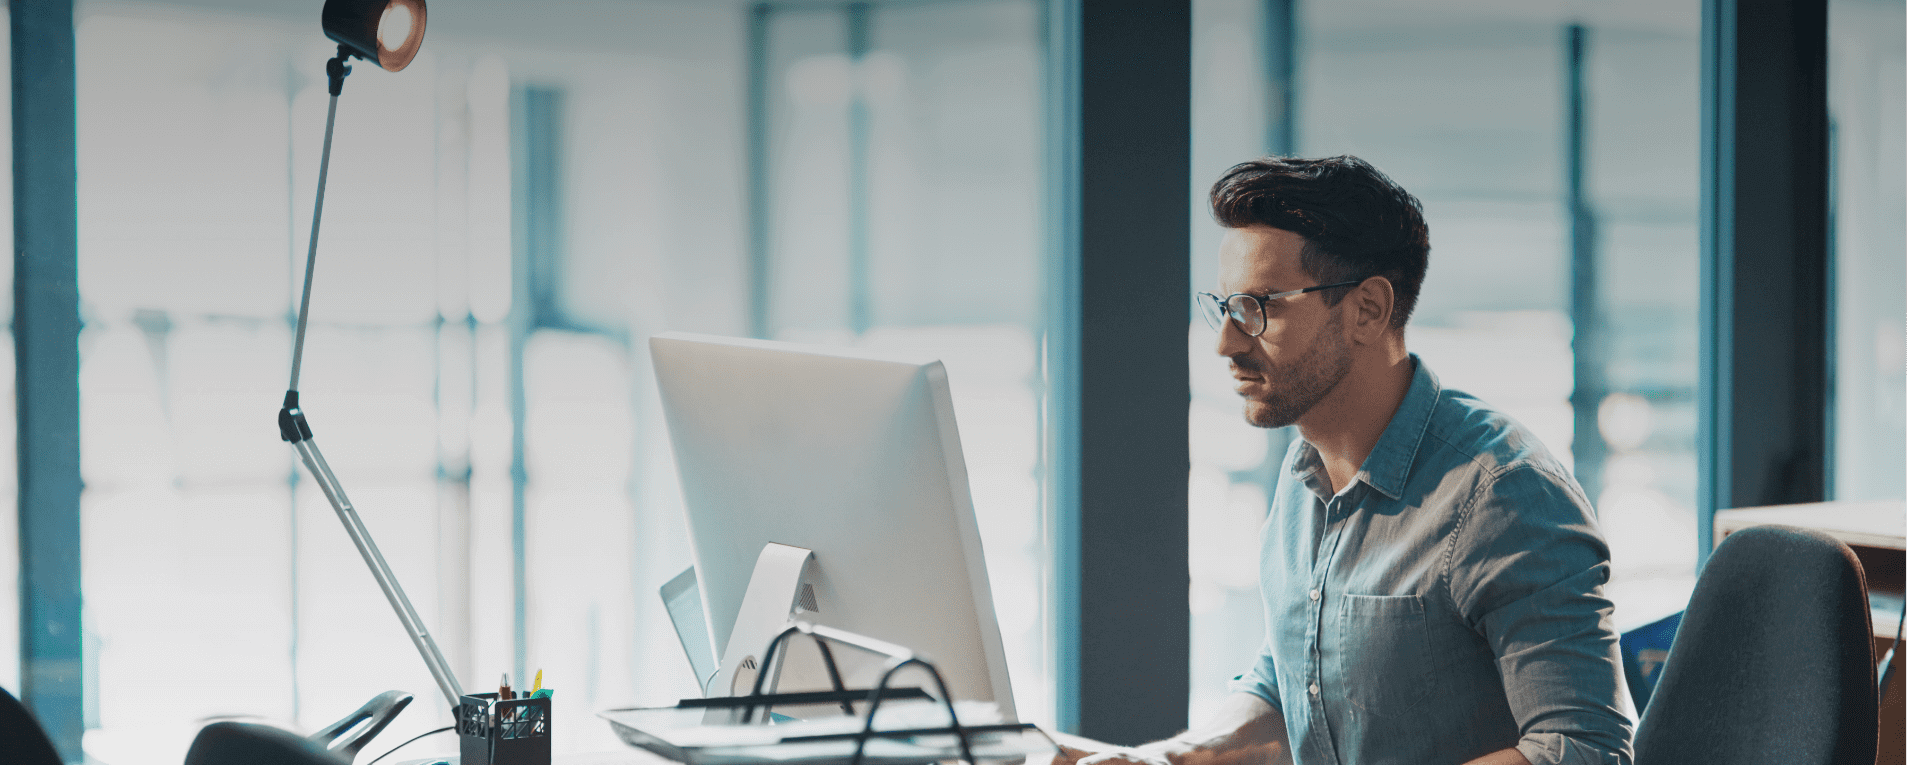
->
[1064, 156, 1631, 765]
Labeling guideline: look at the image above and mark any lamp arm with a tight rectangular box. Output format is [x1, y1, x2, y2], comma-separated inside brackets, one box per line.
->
[278, 46, 466, 711]
[293, 435, 466, 709]
[289, 48, 352, 394]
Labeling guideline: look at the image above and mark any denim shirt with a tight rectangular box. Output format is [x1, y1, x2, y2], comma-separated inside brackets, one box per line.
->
[1230, 356, 1632, 765]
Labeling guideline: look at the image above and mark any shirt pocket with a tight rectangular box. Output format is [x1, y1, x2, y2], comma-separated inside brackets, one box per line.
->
[1332, 593, 1435, 718]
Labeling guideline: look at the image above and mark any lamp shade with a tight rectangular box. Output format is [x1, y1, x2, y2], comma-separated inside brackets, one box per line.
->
[322, 0, 427, 72]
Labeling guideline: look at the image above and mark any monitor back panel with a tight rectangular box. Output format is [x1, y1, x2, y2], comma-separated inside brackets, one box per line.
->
[650, 332, 1013, 719]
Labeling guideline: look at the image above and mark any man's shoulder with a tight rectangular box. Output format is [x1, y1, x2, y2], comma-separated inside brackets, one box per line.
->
[1419, 385, 1571, 484]
[1418, 389, 1605, 593]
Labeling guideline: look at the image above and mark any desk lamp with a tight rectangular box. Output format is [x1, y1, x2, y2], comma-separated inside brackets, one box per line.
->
[276, 0, 467, 714]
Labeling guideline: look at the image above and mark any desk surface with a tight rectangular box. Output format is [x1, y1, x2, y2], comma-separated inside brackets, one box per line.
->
[1714, 500, 1907, 643]
[1714, 500, 1907, 550]
[396, 752, 672, 765]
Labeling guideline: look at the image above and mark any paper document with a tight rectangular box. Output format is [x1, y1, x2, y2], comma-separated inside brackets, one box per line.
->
[599, 701, 1055, 765]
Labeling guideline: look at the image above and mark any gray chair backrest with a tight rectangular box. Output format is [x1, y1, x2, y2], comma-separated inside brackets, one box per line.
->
[185, 721, 350, 765]
[1633, 524, 1877, 765]
[0, 685, 62, 765]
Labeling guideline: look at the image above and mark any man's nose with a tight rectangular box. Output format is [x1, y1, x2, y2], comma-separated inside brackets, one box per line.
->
[1214, 316, 1251, 357]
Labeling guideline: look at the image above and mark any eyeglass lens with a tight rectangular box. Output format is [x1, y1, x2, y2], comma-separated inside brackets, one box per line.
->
[1197, 294, 1264, 336]
[1198, 295, 1226, 331]
[1227, 295, 1264, 335]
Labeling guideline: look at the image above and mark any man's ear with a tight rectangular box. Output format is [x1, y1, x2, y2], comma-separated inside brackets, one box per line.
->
[1349, 277, 1395, 343]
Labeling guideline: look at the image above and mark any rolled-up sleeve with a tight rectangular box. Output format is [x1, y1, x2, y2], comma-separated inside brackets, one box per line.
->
[1227, 639, 1283, 712]
[1444, 465, 1633, 765]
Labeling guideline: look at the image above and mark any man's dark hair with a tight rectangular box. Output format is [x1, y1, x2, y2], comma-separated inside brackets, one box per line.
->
[1209, 155, 1429, 329]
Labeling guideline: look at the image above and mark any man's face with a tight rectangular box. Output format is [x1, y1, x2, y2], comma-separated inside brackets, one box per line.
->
[1214, 226, 1353, 429]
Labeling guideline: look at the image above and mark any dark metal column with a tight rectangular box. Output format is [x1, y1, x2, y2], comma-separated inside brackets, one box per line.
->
[1263, 0, 1297, 157]
[846, 2, 873, 335]
[1698, 0, 1830, 562]
[746, 3, 773, 339]
[1254, 0, 1301, 492]
[1565, 24, 1605, 509]
[1046, 0, 1191, 744]
[12, 0, 84, 759]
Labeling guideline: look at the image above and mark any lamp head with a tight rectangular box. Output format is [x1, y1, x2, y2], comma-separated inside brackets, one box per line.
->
[323, 0, 427, 72]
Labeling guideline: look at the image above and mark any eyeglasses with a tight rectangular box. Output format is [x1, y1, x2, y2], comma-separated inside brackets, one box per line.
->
[1195, 280, 1364, 337]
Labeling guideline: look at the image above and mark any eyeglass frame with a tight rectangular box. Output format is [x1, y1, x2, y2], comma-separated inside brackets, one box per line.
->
[1196, 279, 1366, 337]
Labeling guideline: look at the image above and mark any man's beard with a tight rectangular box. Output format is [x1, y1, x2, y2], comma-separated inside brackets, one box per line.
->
[1234, 311, 1352, 429]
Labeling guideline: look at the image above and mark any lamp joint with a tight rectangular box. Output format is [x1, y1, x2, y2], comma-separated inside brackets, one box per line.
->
[279, 390, 315, 443]
[326, 46, 353, 96]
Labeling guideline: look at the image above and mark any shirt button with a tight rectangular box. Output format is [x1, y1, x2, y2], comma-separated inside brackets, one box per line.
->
[1309, 588, 1321, 601]
[1309, 683, 1320, 696]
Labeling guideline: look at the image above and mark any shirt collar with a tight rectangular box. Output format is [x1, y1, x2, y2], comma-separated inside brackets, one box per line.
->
[1355, 354, 1440, 500]
[1289, 354, 1441, 501]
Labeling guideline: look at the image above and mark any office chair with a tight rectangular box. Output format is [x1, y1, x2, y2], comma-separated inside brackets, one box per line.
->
[1632, 524, 1877, 765]
[309, 690, 414, 759]
[184, 690, 413, 765]
[184, 721, 350, 765]
[0, 685, 62, 765]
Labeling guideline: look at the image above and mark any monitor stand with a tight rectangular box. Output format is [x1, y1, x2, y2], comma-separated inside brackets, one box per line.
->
[704, 542, 816, 721]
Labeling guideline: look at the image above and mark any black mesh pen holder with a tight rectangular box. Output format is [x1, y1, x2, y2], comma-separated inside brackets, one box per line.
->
[456, 693, 550, 765]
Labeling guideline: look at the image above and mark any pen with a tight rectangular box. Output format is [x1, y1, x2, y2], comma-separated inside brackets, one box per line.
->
[500, 672, 512, 701]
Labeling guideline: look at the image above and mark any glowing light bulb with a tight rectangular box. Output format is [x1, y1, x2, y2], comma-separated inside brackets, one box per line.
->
[378, 3, 414, 52]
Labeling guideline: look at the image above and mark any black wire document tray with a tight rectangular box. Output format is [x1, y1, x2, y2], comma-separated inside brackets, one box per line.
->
[598, 703, 1053, 765]
[598, 623, 1056, 765]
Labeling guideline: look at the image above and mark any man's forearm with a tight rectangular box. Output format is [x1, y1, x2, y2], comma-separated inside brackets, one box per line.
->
[1067, 693, 1290, 765]
[1459, 748, 1532, 765]
[1139, 693, 1291, 765]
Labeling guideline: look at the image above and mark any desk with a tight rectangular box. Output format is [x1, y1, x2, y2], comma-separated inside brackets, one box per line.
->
[395, 752, 670, 765]
[1715, 500, 1905, 765]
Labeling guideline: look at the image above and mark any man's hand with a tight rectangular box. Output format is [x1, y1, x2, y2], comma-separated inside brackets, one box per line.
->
[1045, 734, 1172, 765]
[1047, 731, 1124, 765]
[1075, 746, 1174, 765]
[1048, 742, 1093, 765]
[1043, 694, 1289, 765]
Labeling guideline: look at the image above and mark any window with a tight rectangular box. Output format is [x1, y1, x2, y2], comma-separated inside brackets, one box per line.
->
[1188, 0, 1703, 719]
[1828, 0, 1906, 503]
[754, 0, 1051, 725]
[72, 2, 1050, 760]
[0, 13, 15, 697]
[74, 2, 747, 759]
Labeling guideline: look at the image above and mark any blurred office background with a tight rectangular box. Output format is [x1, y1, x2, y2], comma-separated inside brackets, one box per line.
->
[0, 0, 1898, 761]
[1185, 0, 1903, 720]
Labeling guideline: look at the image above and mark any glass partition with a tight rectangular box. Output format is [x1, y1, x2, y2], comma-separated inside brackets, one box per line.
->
[1187, 0, 1703, 720]
[0, 12, 16, 697]
[74, 1, 748, 759]
[72, 2, 1047, 761]
[1828, 0, 1906, 503]
[756, 0, 1051, 726]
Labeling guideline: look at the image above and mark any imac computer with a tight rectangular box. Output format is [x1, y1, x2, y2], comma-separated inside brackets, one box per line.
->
[649, 332, 1016, 722]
